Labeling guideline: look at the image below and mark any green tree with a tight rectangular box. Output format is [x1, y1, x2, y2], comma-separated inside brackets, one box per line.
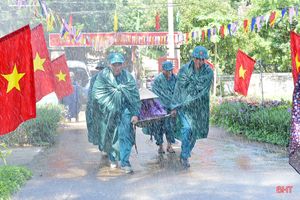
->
[245, 0, 300, 72]
[1, 0, 299, 74]
[178, 0, 300, 74]
[175, 0, 238, 73]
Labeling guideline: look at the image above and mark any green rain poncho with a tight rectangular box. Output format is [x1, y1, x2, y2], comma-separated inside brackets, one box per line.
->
[171, 61, 213, 139]
[152, 73, 177, 109]
[86, 73, 99, 144]
[88, 67, 141, 156]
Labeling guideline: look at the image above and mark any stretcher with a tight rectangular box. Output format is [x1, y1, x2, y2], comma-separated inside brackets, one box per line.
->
[136, 88, 171, 128]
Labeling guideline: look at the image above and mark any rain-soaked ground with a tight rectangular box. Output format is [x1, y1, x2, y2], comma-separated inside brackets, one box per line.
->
[11, 112, 300, 200]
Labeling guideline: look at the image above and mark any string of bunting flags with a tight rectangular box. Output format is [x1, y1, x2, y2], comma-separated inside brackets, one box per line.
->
[29, 0, 169, 50]
[49, 32, 184, 49]
[185, 5, 299, 43]
[23, 0, 84, 44]
[10, 1, 300, 47]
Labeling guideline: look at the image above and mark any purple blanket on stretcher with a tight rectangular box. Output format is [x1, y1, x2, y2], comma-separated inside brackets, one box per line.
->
[138, 98, 167, 124]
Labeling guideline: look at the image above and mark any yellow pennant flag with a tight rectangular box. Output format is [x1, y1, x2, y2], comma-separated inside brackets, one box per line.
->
[114, 11, 118, 32]
[47, 14, 54, 32]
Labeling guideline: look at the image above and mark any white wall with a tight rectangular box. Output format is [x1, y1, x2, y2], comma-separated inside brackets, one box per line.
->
[219, 73, 294, 101]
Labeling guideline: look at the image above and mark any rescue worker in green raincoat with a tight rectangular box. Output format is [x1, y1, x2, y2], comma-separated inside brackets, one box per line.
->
[150, 61, 176, 154]
[171, 46, 214, 169]
[89, 53, 141, 174]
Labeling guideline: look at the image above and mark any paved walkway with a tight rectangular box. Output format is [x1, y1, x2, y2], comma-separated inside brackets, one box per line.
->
[8, 113, 300, 200]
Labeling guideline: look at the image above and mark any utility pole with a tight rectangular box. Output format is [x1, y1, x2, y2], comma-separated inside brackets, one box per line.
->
[167, 0, 175, 58]
[258, 60, 264, 105]
[213, 42, 217, 96]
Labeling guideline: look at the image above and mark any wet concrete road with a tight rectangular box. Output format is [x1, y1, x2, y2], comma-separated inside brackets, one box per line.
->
[13, 115, 300, 200]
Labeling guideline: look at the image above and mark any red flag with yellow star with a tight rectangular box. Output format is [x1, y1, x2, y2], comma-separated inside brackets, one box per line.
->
[234, 49, 256, 96]
[290, 31, 300, 85]
[31, 24, 55, 102]
[51, 54, 73, 99]
[0, 25, 36, 135]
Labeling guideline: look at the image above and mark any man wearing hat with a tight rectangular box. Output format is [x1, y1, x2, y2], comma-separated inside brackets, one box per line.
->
[150, 61, 177, 154]
[171, 46, 214, 169]
[88, 52, 141, 174]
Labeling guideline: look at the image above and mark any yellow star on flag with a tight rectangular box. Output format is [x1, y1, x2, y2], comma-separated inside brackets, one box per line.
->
[55, 70, 66, 82]
[296, 53, 300, 73]
[1, 65, 25, 93]
[34, 52, 46, 72]
[239, 65, 247, 79]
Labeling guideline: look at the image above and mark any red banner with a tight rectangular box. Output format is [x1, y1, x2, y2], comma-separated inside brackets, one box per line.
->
[49, 32, 183, 47]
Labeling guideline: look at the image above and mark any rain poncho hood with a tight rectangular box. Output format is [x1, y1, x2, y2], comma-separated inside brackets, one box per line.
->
[171, 60, 213, 139]
[88, 67, 140, 156]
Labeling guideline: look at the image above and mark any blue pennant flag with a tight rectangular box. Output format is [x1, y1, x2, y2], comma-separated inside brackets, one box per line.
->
[282, 8, 287, 18]
[207, 29, 211, 40]
[251, 17, 256, 31]
[227, 24, 231, 36]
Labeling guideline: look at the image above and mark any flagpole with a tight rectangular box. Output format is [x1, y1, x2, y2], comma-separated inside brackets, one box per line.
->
[258, 60, 264, 105]
[213, 42, 217, 96]
[167, 0, 175, 58]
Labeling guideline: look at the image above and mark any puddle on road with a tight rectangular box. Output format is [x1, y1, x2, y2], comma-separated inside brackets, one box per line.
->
[235, 155, 252, 170]
[96, 167, 125, 181]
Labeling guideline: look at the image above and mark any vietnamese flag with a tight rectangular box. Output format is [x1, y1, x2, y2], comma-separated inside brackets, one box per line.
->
[31, 24, 55, 102]
[0, 25, 36, 135]
[51, 54, 73, 99]
[290, 31, 300, 85]
[234, 49, 256, 96]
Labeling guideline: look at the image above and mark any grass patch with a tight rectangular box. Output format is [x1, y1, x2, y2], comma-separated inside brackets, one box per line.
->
[211, 97, 291, 146]
[0, 104, 63, 147]
[0, 166, 32, 200]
